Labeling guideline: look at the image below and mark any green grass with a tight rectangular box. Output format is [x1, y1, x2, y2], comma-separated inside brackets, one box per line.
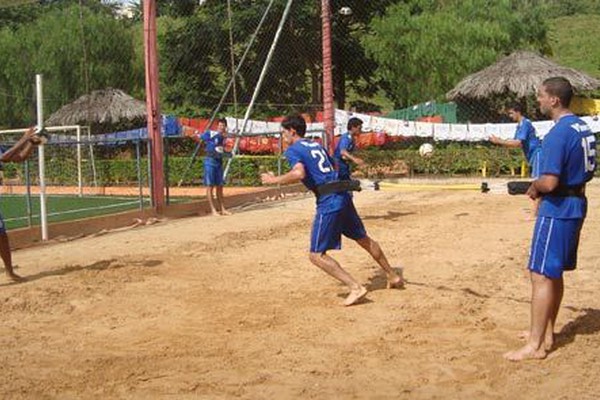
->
[0, 194, 195, 230]
[548, 14, 600, 79]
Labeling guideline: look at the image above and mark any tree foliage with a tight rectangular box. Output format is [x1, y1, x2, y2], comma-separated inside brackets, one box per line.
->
[363, 0, 552, 108]
[0, 2, 142, 128]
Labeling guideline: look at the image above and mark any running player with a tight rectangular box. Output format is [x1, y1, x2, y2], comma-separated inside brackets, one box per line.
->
[261, 115, 403, 306]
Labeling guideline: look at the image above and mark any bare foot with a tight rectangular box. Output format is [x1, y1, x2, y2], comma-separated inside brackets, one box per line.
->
[343, 286, 368, 306]
[503, 343, 546, 361]
[386, 268, 404, 289]
[220, 210, 232, 216]
[518, 330, 555, 351]
[211, 210, 220, 216]
[5, 272, 24, 282]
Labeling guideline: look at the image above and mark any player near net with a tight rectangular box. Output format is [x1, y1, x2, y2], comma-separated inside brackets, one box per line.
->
[196, 118, 231, 216]
[1, 128, 46, 282]
[260, 115, 403, 306]
[333, 117, 366, 180]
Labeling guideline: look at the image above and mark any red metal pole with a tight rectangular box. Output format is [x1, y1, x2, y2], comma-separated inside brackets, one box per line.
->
[321, 0, 335, 155]
[143, 0, 165, 213]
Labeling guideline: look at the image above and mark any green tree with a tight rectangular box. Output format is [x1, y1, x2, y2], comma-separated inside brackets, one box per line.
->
[0, 3, 142, 128]
[156, 0, 401, 117]
[363, 0, 551, 108]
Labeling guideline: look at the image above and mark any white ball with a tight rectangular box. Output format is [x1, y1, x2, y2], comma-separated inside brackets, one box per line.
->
[419, 143, 434, 157]
[339, 6, 352, 16]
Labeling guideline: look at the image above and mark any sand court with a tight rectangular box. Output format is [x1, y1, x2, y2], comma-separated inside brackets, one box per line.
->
[1, 181, 599, 398]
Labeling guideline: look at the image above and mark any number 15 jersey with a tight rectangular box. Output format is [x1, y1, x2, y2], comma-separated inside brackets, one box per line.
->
[539, 114, 596, 219]
[285, 139, 350, 214]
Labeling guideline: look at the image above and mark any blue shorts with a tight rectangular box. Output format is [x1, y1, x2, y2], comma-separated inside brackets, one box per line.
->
[0, 212, 5, 234]
[528, 216, 584, 279]
[529, 150, 541, 179]
[203, 161, 223, 186]
[310, 201, 367, 253]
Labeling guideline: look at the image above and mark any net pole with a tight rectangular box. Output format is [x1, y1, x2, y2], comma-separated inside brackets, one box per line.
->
[144, 0, 164, 213]
[223, 0, 294, 180]
[76, 125, 83, 197]
[136, 139, 144, 211]
[321, 0, 334, 155]
[36, 74, 48, 241]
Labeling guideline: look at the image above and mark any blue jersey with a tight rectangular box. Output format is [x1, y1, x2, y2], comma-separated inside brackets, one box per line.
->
[285, 139, 349, 214]
[538, 114, 596, 219]
[200, 131, 225, 165]
[514, 118, 541, 163]
[333, 133, 355, 180]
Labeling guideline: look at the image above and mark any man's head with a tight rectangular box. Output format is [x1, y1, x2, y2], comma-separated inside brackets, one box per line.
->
[347, 117, 363, 136]
[537, 77, 574, 117]
[281, 115, 306, 144]
[217, 118, 227, 135]
[507, 103, 524, 122]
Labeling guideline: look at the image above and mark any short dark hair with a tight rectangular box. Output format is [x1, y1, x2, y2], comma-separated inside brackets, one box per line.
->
[217, 118, 227, 126]
[281, 115, 307, 137]
[542, 77, 574, 108]
[347, 117, 363, 131]
[507, 103, 524, 114]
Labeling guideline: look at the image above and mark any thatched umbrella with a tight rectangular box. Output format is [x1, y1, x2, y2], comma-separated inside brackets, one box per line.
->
[447, 51, 600, 100]
[46, 88, 146, 127]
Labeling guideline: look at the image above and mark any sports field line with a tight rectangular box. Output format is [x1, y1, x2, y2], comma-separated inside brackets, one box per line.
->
[3, 200, 147, 222]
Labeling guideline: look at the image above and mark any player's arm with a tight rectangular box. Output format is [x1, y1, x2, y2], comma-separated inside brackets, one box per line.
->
[340, 149, 365, 166]
[489, 135, 522, 148]
[1, 128, 39, 163]
[526, 174, 559, 200]
[261, 163, 305, 185]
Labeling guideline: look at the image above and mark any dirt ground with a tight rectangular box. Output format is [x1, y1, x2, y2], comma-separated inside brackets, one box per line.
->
[1, 180, 599, 399]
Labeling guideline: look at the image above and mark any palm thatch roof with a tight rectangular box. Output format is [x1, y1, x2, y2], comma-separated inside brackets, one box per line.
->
[46, 88, 146, 126]
[447, 51, 600, 100]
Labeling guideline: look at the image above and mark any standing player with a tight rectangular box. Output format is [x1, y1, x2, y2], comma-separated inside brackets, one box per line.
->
[260, 115, 403, 306]
[197, 118, 231, 216]
[333, 117, 366, 180]
[504, 77, 596, 361]
[490, 103, 543, 216]
[1, 128, 45, 282]
[490, 103, 542, 178]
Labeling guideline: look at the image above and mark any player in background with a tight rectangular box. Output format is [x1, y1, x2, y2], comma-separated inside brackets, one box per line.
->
[333, 117, 366, 181]
[197, 118, 231, 216]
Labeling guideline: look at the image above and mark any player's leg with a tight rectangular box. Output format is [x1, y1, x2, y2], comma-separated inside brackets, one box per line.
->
[207, 186, 219, 215]
[0, 227, 21, 282]
[343, 200, 403, 288]
[216, 185, 230, 215]
[505, 216, 572, 361]
[546, 218, 584, 349]
[309, 252, 366, 306]
[504, 271, 552, 361]
[309, 210, 366, 306]
[214, 162, 230, 215]
[204, 163, 219, 215]
[544, 276, 563, 349]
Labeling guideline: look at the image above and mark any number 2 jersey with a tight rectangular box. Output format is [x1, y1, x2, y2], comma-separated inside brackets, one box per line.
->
[285, 139, 350, 214]
[539, 114, 596, 219]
